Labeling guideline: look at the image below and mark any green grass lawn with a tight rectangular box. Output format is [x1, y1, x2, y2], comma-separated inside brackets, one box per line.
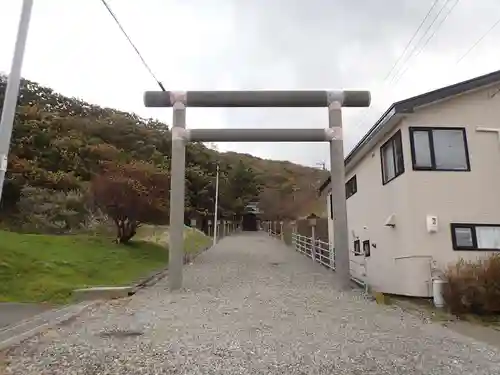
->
[0, 226, 210, 304]
[136, 224, 212, 253]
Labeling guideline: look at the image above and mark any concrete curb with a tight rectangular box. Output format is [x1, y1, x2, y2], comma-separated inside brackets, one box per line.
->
[183, 243, 212, 265]
[130, 267, 169, 294]
[72, 243, 214, 301]
[73, 286, 135, 302]
[0, 300, 99, 352]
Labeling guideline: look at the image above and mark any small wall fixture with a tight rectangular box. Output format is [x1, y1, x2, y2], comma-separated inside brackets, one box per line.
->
[426, 215, 438, 233]
[307, 213, 319, 227]
[384, 213, 396, 228]
[476, 127, 500, 148]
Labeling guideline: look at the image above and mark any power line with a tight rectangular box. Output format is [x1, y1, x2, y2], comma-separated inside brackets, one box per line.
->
[99, 0, 165, 91]
[393, 0, 461, 84]
[350, 1, 444, 137]
[350, 0, 493, 146]
[383, 0, 440, 82]
[389, 0, 454, 84]
[353, 1, 459, 138]
[456, 16, 500, 64]
[438, 13, 500, 86]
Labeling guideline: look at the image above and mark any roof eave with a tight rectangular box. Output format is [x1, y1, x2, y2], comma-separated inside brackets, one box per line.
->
[317, 68, 500, 195]
[345, 111, 405, 175]
[317, 104, 404, 195]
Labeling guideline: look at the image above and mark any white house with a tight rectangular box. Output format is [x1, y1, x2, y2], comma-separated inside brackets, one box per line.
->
[318, 69, 500, 297]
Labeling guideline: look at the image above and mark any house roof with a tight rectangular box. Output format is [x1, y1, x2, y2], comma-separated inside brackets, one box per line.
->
[244, 201, 262, 214]
[318, 68, 500, 194]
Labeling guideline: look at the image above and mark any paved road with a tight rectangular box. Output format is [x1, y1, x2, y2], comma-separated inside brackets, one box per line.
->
[0, 303, 53, 329]
[3, 233, 500, 374]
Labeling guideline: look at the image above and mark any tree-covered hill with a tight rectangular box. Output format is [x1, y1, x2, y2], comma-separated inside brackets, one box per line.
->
[0, 76, 327, 236]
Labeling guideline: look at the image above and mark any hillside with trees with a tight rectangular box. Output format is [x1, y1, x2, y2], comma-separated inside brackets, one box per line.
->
[0, 76, 328, 241]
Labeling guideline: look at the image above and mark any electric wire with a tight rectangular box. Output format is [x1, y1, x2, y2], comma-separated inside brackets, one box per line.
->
[350, 0, 447, 137]
[100, 0, 166, 91]
[456, 16, 500, 64]
[393, 0, 461, 84]
[352, 0, 462, 136]
[390, 0, 455, 84]
[383, 0, 441, 82]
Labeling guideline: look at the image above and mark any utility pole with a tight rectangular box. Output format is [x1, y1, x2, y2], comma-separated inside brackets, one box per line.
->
[291, 186, 299, 202]
[213, 164, 220, 247]
[316, 161, 326, 170]
[0, 0, 34, 203]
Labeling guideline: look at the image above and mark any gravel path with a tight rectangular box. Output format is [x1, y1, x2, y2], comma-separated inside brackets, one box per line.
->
[4, 233, 500, 374]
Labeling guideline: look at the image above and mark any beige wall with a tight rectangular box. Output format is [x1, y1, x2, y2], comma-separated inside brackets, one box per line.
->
[405, 83, 500, 271]
[326, 82, 500, 297]
[343, 124, 417, 295]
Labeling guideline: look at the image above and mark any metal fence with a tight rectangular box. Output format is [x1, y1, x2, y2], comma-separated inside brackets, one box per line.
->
[292, 233, 333, 268]
[268, 228, 333, 267]
[267, 228, 365, 288]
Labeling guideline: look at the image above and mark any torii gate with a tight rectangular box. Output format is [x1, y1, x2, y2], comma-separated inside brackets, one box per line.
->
[144, 90, 371, 290]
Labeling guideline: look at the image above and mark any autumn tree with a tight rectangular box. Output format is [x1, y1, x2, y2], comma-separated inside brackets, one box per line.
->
[91, 161, 170, 243]
[185, 165, 215, 216]
[219, 161, 262, 217]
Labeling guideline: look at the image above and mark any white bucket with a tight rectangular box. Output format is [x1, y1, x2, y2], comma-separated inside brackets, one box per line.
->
[432, 279, 446, 308]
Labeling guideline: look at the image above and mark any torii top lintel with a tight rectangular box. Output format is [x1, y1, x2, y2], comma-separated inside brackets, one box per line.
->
[143, 90, 371, 108]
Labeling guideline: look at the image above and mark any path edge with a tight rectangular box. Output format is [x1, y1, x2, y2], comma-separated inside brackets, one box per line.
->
[0, 300, 100, 352]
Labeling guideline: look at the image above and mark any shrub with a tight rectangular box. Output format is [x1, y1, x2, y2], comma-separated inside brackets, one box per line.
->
[90, 161, 170, 243]
[443, 254, 500, 315]
[14, 186, 107, 234]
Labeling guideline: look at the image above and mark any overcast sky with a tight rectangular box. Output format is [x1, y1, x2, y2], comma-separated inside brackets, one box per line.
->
[2, 0, 500, 168]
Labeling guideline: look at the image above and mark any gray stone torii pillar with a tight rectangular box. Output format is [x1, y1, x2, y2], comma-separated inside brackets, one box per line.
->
[144, 90, 371, 291]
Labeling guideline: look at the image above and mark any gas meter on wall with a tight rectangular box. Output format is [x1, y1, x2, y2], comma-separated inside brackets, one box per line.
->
[426, 215, 438, 233]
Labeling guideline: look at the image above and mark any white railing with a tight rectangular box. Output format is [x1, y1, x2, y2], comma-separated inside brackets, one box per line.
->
[264, 229, 366, 288]
[292, 233, 334, 269]
[268, 229, 280, 239]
